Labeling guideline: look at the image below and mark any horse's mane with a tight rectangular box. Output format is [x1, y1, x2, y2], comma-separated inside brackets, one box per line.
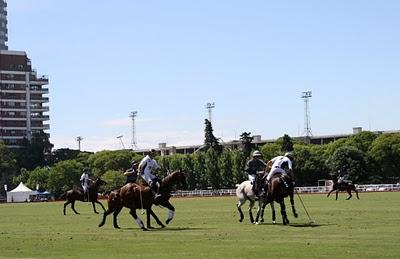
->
[162, 170, 181, 186]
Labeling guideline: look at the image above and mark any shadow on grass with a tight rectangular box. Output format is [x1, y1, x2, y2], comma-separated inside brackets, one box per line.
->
[121, 227, 212, 231]
[256, 222, 329, 228]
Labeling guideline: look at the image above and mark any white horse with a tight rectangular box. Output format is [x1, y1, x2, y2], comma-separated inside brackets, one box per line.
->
[236, 180, 275, 224]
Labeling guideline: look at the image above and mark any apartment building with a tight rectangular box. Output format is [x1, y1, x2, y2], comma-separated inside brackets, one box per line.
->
[0, 50, 50, 147]
[0, 0, 7, 50]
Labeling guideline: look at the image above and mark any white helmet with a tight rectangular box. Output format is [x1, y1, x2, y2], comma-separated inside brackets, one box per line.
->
[285, 152, 294, 160]
[252, 150, 262, 157]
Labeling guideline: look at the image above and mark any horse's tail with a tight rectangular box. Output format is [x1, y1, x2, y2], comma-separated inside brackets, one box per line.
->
[59, 191, 67, 200]
[235, 184, 240, 188]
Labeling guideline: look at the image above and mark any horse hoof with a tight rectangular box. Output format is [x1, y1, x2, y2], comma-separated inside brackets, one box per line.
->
[166, 219, 172, 225]
[95, 212, 99, 214]
[114, 225, 120, 229]
[142, 228, 148, 231]
[272, 221, 276, 224]
[160, 224, 166, 228]
[294, 213, 298, 218]
[261, 219, 264, 223]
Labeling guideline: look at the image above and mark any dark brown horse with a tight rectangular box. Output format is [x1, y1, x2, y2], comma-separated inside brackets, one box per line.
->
[98, 170, 187, 231]
[327, 177, 360, 200]
[63, 178, 107, 215]
[255, 171, 298, 225]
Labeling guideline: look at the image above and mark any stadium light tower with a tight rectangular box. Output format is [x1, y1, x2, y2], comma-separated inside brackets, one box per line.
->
[206, 102, 215, 123]
[301, 91, 313, 139]
[129, 111, 138, 150]
[76, 136, 83, 151]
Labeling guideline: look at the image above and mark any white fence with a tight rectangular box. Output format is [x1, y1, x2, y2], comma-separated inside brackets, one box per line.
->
[172, 184, 400, 197]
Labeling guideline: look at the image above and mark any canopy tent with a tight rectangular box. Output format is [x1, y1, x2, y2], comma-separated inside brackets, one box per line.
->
[7, 182, 37, 203]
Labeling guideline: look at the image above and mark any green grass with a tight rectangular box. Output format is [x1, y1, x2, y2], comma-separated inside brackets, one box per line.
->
[1, 192, 400, 258]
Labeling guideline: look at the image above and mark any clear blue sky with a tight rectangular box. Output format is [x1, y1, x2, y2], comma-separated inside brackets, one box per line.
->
[7, 0, 400, 151]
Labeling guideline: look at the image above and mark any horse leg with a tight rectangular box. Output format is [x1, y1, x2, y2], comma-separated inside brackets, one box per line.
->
[71, 201, 79, 214]
[129, 208, 147, 231]
[355, 188, 360, 199]
[279, 200, 289, 225]
[63, 201, 70, 215]
[255, 199, 264, 224]
[346, 189, 352, 200]
[95, 200, 106, 212]
[98, 204, 116, 228]
[327, 189, 334, 197]
[270, 201, 276, 224]
[148, 208, 165, 228]
[163, 201, 175, 225]
[110, 205, 123, 229]
[248, 199, 255, 224]
[237, 198, 246, 223]
[335, 190, 339, 200]
[91, 201, 99, 214]
[290, 192, 298, 218]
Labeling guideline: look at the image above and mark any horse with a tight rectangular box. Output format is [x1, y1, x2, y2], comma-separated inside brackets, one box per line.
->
[255, 171, 298, 225]
[236, 175, 275, 224]
[327, 176, 360, 200]
[98, 170, 187, 231]
[63, 178, 107, 215]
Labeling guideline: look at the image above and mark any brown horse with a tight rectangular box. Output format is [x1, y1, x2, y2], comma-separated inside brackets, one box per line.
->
[98, 170, 187, 231]
[327, 177, 360, 200]
[63, 178, 107, 215]
[255, 171, 298, 225]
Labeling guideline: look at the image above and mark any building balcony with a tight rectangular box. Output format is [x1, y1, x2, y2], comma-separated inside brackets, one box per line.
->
[30, 87, 49, 94]
[0, 126, 27, 130]
[30, 75, 49, 85]
[31, 124, 50, 130]
[30, 97, 49, 103]
[30, 106, 49, 112]
[31, 115, 50, 121]
[0, 98, 26, 102]
[0, 117, 26, 121]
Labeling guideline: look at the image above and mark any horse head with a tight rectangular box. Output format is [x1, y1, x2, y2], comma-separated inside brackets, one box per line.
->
[162, 169, 187, 190]
[95, 178, 107, 187]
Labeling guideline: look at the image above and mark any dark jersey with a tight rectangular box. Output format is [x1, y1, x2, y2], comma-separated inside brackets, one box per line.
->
[245, 159, 267, 175]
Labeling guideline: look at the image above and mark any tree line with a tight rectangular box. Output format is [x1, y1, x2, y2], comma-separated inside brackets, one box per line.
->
[1, 128, 400, 197]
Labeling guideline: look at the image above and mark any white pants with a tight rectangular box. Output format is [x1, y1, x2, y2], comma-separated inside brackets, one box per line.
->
[82, 184, 88, 193]
[248, 174, 256, 185]
[266, 167, 286, 181]
[141, 171, 156, 185]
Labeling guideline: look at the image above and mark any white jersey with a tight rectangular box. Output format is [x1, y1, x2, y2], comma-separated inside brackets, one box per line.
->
[138, 155, 160, 184]
[266, 156, 292, 181]
[270, 156, 292, 170]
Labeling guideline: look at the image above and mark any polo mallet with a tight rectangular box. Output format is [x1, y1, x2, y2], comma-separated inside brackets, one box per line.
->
[137, 176, 145, 215]
[295, 190, 315, 224]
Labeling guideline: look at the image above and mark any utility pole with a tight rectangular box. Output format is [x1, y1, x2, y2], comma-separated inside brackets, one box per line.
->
[76, 136, 83, 151]
[116, 135, 125, 149]
[129, 111, 138, 150]
[301, 91, 312, 142]
[206, 102, 215, 123]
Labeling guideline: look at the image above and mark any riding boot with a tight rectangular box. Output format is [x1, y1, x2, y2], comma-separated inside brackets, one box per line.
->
[150, 183, 162, 201]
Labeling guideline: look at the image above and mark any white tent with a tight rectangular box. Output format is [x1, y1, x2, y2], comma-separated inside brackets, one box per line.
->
[7, 182, 37, 203]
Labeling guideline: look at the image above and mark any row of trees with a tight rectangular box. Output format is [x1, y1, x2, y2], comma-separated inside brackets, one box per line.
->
[1, 125, 400, 197]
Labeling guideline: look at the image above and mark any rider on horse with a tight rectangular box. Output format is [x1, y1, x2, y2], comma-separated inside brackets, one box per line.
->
[265, 152, 294, 190]
[124, 160, 139, 184]
[80, 168, 91, 202]
[138, 149, 162, 201]
[336, 170, 351, 186]
[245, 150, 267, 198]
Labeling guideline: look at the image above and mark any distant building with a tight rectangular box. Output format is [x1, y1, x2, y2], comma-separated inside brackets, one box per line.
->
[135, 127, 400, 156]
[0, 0, 50, 148]
[0, 0, 7, 50]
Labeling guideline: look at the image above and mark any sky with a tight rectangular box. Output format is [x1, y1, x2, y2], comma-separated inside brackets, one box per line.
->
[6, 0, 400, 152]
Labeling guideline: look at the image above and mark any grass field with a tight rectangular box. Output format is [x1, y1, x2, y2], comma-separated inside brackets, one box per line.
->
[0, 192, 400, 259]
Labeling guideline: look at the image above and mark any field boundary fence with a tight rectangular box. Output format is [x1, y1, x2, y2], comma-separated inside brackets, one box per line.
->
[172, 184, 400, 197]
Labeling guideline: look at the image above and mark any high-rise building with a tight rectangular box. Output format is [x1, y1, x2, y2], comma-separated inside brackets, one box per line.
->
[0, 0, 7, 50]
[0, 0, 50, 148]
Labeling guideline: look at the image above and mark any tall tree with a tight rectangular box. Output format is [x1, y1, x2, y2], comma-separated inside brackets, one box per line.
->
[204, 119, 222, 153]
[281, 134, 294, 152]
[240, 132, 253, 158]
[0, 141, 17, 188]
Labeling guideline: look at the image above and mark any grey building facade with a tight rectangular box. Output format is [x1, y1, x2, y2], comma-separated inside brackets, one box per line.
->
[0, 0, 7, 50]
